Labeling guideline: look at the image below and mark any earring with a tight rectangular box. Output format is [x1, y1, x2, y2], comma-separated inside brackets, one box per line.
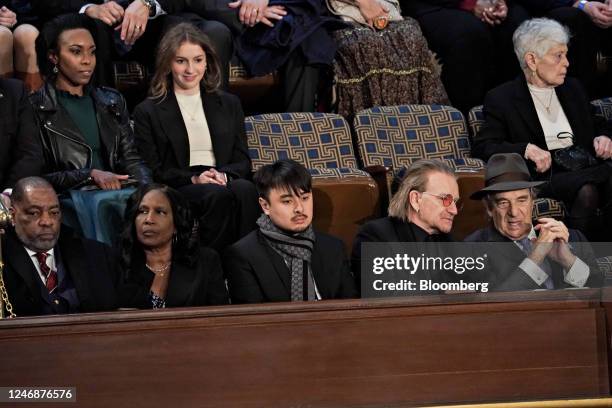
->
[172, 232, 178, 245]
[53, 65, 59, 74]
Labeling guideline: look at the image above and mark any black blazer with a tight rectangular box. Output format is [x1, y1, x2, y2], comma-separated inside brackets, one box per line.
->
[1, 227, 118, 317]
[464, 225, 602, 291]
[0, 78, 43, 189]
[133, 88, 251, 188]
[224, 230, 358, 303]
[472, 76, 607, 165]
[118, 246, 229, 308]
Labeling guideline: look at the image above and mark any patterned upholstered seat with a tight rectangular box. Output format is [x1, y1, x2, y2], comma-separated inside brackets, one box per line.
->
[591, 97, 612, 121]
[532, 198, 566, 221]
[351, 104, 485, 238]
[245, 112, 379, 249]
[353, 105, 484, 171]
[246, 112, 377, 185]
[597, 256, 612, 285]
[247, 112, 361, 171]
[467, 105, 484, 141]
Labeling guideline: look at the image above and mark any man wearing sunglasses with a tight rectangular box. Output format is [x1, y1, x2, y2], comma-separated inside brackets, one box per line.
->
[351, 159, 462, 290]
[465, 153, 601, 291]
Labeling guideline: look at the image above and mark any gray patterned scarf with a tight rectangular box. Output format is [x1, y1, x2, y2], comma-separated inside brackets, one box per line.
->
[257, 214, 316, 301]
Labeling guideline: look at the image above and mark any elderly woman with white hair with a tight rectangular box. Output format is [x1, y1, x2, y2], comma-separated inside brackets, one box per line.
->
[472, 17, 612, 241]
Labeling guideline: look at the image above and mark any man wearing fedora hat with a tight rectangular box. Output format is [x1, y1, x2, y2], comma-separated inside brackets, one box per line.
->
[465, 153, 601, 291]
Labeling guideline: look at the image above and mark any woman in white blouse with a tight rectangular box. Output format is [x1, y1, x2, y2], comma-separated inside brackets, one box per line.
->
[133, 22, 259, 251]
[472, 17, 612, 241]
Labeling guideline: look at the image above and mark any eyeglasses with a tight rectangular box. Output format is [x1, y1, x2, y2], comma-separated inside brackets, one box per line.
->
[421, 192, 463, 210]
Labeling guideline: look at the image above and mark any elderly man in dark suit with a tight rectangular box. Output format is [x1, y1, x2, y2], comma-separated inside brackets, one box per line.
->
[0, 78, 42, 193]
[224, 159, 358, 303]
[1, 177, 118, 317]
[465, 153, 601, 291]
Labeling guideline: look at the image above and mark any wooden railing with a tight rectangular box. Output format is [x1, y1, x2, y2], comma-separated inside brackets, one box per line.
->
[0, 290, 609, 407]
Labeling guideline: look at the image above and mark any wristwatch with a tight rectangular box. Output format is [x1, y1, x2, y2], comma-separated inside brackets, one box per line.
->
[140, 0, 156, 16]
[577, 0, 588, 11]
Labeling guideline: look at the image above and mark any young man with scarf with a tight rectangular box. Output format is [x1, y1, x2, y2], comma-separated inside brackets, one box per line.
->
[224, 159, 358, 303]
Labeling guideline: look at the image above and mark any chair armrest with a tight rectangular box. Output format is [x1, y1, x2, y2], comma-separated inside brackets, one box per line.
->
[364, 165, 392, 214]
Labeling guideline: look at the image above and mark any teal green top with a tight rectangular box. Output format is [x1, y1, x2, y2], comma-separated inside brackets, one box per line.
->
[56, 89, 104, 170]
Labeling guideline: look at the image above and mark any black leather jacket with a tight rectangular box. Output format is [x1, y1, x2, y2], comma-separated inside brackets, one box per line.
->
[30, 83, 151, 192]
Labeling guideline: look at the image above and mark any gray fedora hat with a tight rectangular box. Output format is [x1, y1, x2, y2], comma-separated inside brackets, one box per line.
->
[470, 153, 546, 200]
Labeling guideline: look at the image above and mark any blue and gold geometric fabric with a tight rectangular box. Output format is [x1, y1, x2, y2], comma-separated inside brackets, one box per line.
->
[308, 167, 372, 180]
[353, 105, 483, 170]
[596, 256, 612, 279]
[245, 112, 359, 170]
[532, 198, 566, 221]
[467, 105, 484, 141]
[591, 97, 612, 124]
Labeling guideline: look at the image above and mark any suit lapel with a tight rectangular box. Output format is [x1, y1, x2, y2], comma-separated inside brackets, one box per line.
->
[165, 261, 197, 307]
[201, 90, 224, 160]
[483, 226, 527, 264]
[513, 77, 547, 148]
[554, 82, 585, 145]
[157, 92, 191, 167]
[5, 230, 46, 308]
[310, 238, 330, 299]
[257, 232, 291, 296]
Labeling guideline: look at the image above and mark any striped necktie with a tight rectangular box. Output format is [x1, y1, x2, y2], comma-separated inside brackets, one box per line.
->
[34, 252, 58, 293]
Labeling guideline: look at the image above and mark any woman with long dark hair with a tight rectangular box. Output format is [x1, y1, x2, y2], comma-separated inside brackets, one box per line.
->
[118, 183, 229, 309]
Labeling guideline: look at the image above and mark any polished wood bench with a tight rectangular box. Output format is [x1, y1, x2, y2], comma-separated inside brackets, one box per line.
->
[0, 290, 608, 407]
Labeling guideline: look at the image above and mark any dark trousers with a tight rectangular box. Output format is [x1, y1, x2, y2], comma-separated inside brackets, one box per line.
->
[281, 50, 320, 112]
[178, 178, 260, 251]
[413, 5, 529, 115]
[92, 12, 233, 89]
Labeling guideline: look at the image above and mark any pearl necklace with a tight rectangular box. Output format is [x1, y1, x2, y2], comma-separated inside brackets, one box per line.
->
[146, 262, 171, 277]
